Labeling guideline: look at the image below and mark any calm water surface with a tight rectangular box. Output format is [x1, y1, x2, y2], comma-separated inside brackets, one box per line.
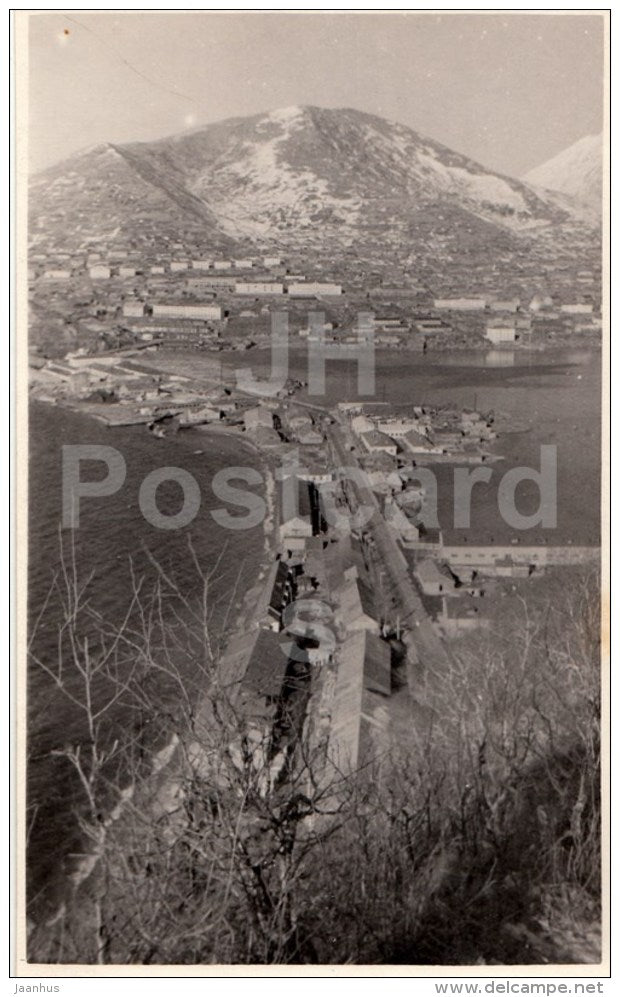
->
[28, 403, 266, 915]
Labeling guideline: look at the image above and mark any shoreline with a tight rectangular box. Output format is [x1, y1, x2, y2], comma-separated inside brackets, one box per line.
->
[30, 393, 280, 553]
[26, 398, 276, 924]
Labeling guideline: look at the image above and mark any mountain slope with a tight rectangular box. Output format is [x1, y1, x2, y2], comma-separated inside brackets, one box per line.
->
[523, 134, 603, 213]
[29, 106, 597, 260]
[29, 142, 235, 251]
[121, 105, 574, 239]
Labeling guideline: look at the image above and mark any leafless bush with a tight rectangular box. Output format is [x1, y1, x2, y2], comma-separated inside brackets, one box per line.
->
[27, 550, 601, 965]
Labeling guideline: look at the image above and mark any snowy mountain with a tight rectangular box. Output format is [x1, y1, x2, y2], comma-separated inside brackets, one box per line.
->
[523, 134, 603, 214]
[30, 106, 596, 258]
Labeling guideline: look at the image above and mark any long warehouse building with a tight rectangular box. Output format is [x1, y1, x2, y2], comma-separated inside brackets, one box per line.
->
[151, 303, 222, 320]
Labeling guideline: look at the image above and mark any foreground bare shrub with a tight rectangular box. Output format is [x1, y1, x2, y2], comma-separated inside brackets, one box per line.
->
[28, 556, 601, 965]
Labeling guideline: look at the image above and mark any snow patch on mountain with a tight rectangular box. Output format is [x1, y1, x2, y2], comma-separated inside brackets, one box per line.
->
[196, 108, 362, 237]
[31, 105, 594, 252]
[357, 120, 527, 212]
[268, 105, 305, 126]
[523, 134, 602, 211]
[452, 168, 527, 211]
[413, 152, 527, 212]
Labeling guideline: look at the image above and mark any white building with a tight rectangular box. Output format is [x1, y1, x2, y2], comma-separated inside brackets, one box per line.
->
[264, 256, 282, 267]
[560, 303, 594, 315]
[376, 418, 419, 438]
[360, 431, 398, 457]
[351, 414, 375, 436]
[574, 323, 600, 333]
[434, 297, 486, 311]
[118, 266, 137, 278]
[287, 282, 342, 297]
[234, 259, 253, 269]
[191, 261, 212, 271]
[213, 260, 232, 270]
[89, 265, 110, 280]
[122, 302, 145, 318]
[42, 269, 71, 280]
[150, 266, 165, 274]
[485, 323, 516, 345]
[488, 299, 520, 313]
[152, 304, 222, 320]
[234, 282, 284, 295]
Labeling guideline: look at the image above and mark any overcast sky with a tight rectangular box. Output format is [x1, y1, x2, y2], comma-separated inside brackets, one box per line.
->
[26, 11, 605, 177]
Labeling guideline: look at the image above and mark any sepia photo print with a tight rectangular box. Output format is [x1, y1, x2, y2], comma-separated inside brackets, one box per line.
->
[16, 10, 609, 971]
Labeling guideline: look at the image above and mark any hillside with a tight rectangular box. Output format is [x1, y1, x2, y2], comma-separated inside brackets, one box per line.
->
[523, 133, 603, 214]
[29, 106, 598, 264]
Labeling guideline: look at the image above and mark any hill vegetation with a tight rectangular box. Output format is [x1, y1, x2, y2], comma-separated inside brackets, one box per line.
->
[28, 551, 601, 966]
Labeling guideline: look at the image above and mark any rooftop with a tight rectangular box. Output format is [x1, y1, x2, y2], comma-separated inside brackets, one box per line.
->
[415, 558, 454, 585]
[243, 629, 289, 698]
[337, 576, 378, 624]
[281, 479, 314, 522]
[362, 430, 397, 447]
[253, 558, 291, 622]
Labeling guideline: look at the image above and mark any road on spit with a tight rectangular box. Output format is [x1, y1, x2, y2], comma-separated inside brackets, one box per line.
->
[324, 415, 454, 690]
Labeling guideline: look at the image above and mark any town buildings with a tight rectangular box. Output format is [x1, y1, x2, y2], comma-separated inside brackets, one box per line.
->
[485, 320, 517, 345]
[434, 296, 486, 310]
[360, 430, 398, 457]
[287, 282, 343, 297]
[151, 303, 222, 320]
[244, 406, 274, 432]
[235, 282, 284, 295]
[89, 265, 111, 280]
[328, 630, 391, 772]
